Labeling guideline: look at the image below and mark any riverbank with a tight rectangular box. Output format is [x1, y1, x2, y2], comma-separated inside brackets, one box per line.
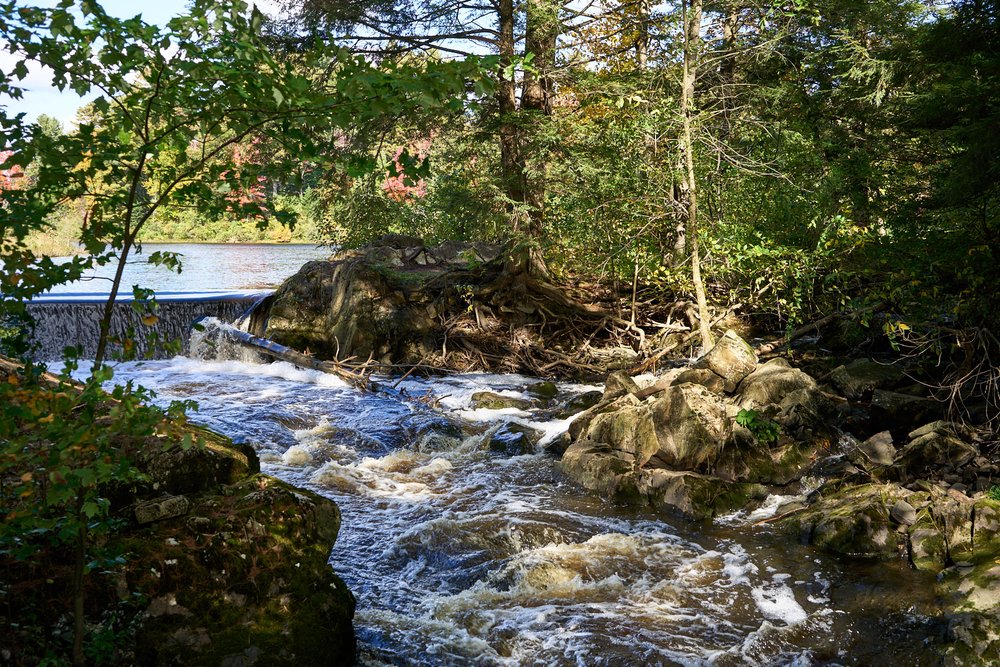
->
[250, 236, 999, 664]
[0, 357, 355, 665]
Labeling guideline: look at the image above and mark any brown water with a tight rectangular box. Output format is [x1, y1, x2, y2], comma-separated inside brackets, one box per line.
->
[93, 356, 947, 666]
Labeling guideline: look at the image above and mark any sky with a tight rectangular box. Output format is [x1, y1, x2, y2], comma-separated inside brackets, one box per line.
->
[0, 0, 277, 127]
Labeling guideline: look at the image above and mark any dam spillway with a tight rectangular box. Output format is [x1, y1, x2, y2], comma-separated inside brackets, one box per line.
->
[24, 290, 269, 361]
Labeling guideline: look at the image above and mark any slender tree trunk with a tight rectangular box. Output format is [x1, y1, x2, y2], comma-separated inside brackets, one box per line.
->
[636, 0, 651, 68]
[680, 0, 714, 351]
[497, 0, 523, 213]
[92, 233, 134, 370]
[72, 495, 88, 666]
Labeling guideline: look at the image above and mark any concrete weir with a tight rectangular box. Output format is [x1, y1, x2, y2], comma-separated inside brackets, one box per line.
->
[25, 290, 269, 361]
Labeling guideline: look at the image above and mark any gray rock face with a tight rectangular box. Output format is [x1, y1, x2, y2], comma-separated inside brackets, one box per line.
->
[828, 359, 905, 399]
[895, 422, 979, 476]
[890, 499, 917, 526]
[693, 330, 758, 392]
[737, 358, 818, 409]
[135, 495, 191, 524]
[857, 431, 897, 466]
[602, 371, 641, 401]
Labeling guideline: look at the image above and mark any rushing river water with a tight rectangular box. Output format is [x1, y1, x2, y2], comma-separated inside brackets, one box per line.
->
[83, 355, 947, 666]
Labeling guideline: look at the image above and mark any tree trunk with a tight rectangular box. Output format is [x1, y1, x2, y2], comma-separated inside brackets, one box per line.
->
[497, 0, 523, 214]
[71, 495, 87, 667]
[680, 0, 714, 351]
[519, 0, 559, 243]
[92, 233, 134, 370]
[636, 0, 651, 68]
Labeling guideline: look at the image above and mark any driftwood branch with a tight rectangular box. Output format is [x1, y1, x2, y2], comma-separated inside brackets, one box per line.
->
[756, 302, 887, 356]
[629, 304, 741, 375]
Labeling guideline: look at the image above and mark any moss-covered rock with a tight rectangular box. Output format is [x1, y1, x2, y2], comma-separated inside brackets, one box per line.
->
[782, 483, 907, 559]
[126, 476, 355, 666]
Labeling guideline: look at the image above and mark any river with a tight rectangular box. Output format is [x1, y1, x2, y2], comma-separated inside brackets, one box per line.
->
[59, 244, 945, 665]
[47, 243, 331, 294]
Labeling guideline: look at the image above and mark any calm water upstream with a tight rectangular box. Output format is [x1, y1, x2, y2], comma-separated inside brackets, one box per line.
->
[47, 243, 330, 294]
[50, 244, 945, 665]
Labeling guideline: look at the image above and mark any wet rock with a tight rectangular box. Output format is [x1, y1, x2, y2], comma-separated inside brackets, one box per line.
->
[603, 371, 641, 400]
[488, 422, 543, 456]
[890, 499, 917, 526]
[471, 391, 532, 411]
[782, 484, 906, 560]
[639, 469, 766, 520]
[895, 422, 979, 477]
[554, 390, 603, 419]
[135, 495, 191, 524]
[828, 359, 905, 399]
[737, 358, 818, 409]
[560, 440, 640, 501]
[857, 431, 897, 467]
[526, 381, 559, 400]
[693, 330, 758, 392]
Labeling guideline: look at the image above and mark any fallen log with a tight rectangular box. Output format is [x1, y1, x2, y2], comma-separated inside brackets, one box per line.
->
[220, 327, 374, 389]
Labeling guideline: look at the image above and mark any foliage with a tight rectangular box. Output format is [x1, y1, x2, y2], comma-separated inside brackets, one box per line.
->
[735, 408, 781, 445]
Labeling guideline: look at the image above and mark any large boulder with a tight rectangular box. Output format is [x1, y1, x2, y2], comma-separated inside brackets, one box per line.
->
[783, 483, 908, 560]
[895, 421, 979, 479]
[693, 330, 758, 392]
[129, 477, 356, 666]
[265, 254, 438, 363]
[737, 358, 818, 409]
[560, 440, 642, 502]
[646, 383, 732, 471]
[638, 469, 767, 520]
[828, 359, 906, 399]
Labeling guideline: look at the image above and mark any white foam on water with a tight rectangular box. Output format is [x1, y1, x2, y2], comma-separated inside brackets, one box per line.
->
[280, 445, 313, 466]
[716, 493, 804, 527]
[310, 459, 437, 501]
[750, 577, 809, 626]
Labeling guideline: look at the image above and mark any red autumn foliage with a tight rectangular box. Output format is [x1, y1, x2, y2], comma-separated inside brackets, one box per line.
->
[0, 150, 24, 190]
[383, 138, 431, 202]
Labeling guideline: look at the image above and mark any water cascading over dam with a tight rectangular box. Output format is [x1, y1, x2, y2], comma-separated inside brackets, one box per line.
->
[24, 290, 270, 361]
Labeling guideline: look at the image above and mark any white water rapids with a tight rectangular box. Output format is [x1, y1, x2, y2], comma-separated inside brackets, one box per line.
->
[79, 355, 944, 666]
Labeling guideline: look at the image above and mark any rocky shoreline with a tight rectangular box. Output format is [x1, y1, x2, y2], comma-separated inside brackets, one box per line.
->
[550, 331, 1000, 665]
[245, 237, 1000, 665]
[0, 378, 356, 666]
